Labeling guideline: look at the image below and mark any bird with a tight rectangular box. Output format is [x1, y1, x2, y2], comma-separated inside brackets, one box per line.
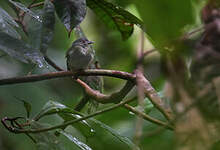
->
[66, 37, 103, 113]
[66, 38, 94, 71]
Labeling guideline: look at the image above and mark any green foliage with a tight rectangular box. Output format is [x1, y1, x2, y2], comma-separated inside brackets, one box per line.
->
[0, 0, 201, 150]
[87, 0, 144, 40]
[26, 0, 55, 54]
[0, 31, 45, 67]
[53, 0, 87, 34]
[134, 0, 194, 47]
[31, 101, 137, 150]
[0, 7, 20, 39]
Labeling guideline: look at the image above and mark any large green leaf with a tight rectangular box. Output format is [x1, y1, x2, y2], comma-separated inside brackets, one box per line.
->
[87, 0, 141, 40]
[0, 7, 20, 39]
[0, 31, 46, 67]
[59, 130, 92, 150]
[34, 101, 95, 138]
[35, 101, 138, 150]
[26, 0, 55, 54]
[134, 0, 194, 47]
[86, 118, 139, 150]
[53, 0, 86, 33]
[30, 121, 65, 150]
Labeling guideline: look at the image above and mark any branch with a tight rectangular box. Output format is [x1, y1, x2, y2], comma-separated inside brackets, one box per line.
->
[78, 79, 135, 104]
[1, 98, 135, 133]
[140, 73, 174, 121]
[0, 69, 135, 86]
[123, 104, 173, 130]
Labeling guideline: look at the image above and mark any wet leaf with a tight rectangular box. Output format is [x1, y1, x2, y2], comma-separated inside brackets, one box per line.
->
[54, 0, 86, 33]
[0, 7, 19, 27]
[26, 0, 55, 54]
[59, 130, 92, 150]
[36, 101, 138, 150]
[87, 0, 143, 40]
[86, 119, 139, 150]
[30, 121, 65, 150]
[35, 101, 94, 138]
[0, 31, 46, 67]
[0, 7, 20, 39]
[9, 0, 42, 22]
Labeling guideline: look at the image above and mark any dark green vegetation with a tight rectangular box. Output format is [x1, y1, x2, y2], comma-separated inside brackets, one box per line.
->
[0, 0, 220, 150]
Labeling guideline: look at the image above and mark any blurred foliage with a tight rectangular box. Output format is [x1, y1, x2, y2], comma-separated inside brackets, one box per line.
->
[0, 0, 206, 150]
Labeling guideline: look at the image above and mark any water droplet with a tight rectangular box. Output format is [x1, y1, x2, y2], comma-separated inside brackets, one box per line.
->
[90, 129, 95, 133]
[129, 111, 134, 115]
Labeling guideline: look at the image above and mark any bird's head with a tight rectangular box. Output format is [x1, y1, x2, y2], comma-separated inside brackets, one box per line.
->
[72, 38, 94, 47]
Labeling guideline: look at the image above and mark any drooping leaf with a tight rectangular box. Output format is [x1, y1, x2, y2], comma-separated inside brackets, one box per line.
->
[30, 121, 65, 150]
[53, 0, 86, 33]
[25, 0, 55, 54]
[0, 7, 20, 39]
[0, 31, 46, 67]
[14, 97, 32, 118]
[9, 0, 42, 22]
[87, 0, 143, 40]
[34, 101, 94, 138]
[59, 130, 92, 150]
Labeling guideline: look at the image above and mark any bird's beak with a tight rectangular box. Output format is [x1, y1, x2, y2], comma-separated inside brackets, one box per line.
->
[88, 41, 94, 44]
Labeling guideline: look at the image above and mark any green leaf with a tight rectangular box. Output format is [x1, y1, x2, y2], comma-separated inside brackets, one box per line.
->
[26, 0, 55, 54]
[134, 0, 194, 47]
[53, 0, 86, 33]
[14, 97, 32, 118]
[30, 121, 65, 150]
[59, 130, 92, 150]
[35, 101, 95, 138]
[9, 0, 42, 22]
[0, 31, 46, 67]
[0, 7, 20, 39]
[86, 119, 139, 150]
[87, 0, 135, 40]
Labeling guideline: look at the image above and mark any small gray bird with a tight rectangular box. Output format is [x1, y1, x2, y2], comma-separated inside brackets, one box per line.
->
[66, 38, 103, 113]
[66, 38, 94, 71]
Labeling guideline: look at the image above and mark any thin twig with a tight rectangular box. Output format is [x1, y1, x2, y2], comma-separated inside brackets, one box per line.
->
[29, 2, 44, 8]
[123, 104, 173, 130]
[44, 55, 64, 71]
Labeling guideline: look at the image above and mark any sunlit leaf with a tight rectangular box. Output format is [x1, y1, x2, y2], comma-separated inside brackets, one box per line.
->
[9, 0, 42, 22]
[0, 7, 20, 39]
[59, 130, 92, 150]
[26, 0, 55, 54]
[0, 31, 46, 67]
[35, 101, 94, 138]
[87, 0, 144, 40]
[53, 0, 86, 33]
[30, 121, 65, 150]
